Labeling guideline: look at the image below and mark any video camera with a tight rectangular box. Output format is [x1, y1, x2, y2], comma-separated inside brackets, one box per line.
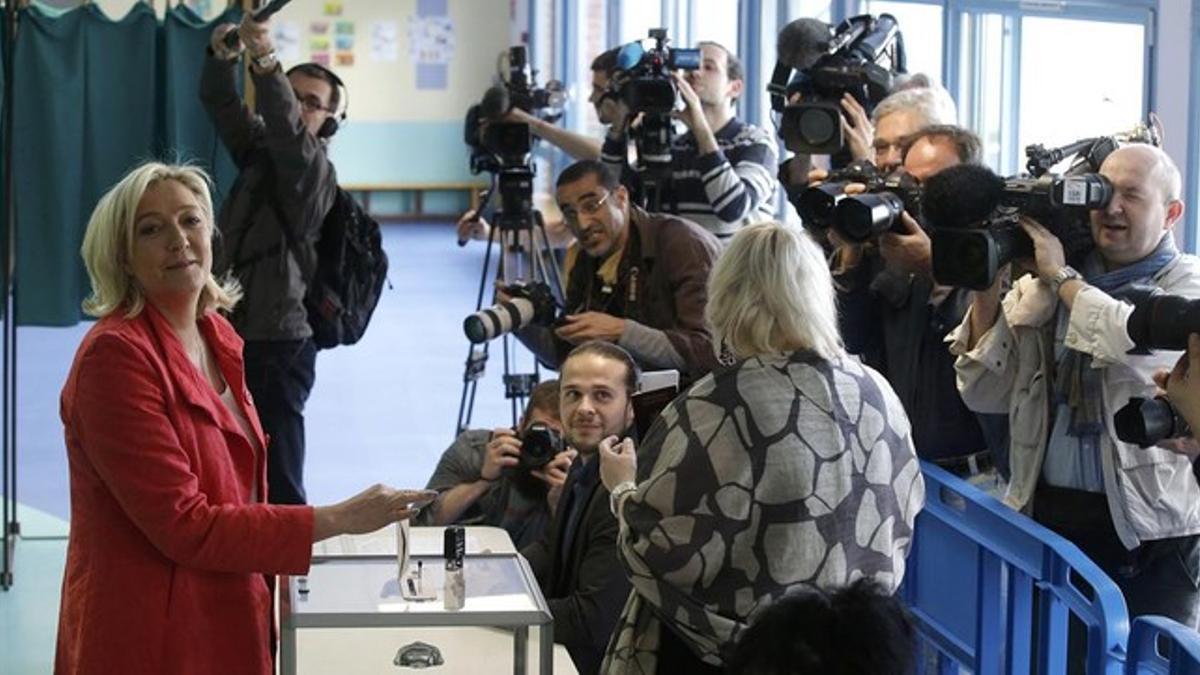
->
[770, 14, 905, 155]
[614, 28, 700, 210]
[464, 45, 564, 172]
[462, 281, 559, 345]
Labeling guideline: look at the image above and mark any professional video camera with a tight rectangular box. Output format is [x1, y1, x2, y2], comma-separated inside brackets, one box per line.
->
[925, 119, 1163, 290]
[613, 28, 700, 210]
[464, 45, 564, 172]
[769, 14, 905, 155]
[462, 281, 559, 345]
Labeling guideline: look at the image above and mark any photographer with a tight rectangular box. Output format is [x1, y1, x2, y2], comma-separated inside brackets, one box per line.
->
[601, 42, 778, 239]
[949, 144, 1200, 627]
[415, 381, 572, 549]
[834, 125, 1005, 488]
[200, 15, 341, 506]
[510, 160, 721, 380]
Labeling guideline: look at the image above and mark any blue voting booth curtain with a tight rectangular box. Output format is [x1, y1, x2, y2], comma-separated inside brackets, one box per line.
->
[11, 3, 240, 326]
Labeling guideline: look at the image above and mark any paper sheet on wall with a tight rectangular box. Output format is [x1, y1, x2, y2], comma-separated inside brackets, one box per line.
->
[407, 16, 455, 65]
[272, 21, 302, 64]
[369, 21, 399, 63]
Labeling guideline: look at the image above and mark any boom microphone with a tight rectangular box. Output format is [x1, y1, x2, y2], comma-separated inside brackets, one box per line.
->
[922, 163, 1005, 230]
[222, 0, 294, 50]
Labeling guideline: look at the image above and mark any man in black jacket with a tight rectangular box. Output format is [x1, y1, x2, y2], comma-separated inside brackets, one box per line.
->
[200, 15, 340, 504]
[520, 341, 637, 675]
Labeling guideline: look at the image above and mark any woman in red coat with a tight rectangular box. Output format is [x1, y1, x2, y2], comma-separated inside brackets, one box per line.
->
[55, 162, 434, 675]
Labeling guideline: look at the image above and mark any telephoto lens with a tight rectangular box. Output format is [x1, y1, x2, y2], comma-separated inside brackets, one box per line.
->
[1124, 286, 1200, 352]
[832, 191, 905, 243]
[462, 282, 557, 344]
[1114, 396, 1191, 448]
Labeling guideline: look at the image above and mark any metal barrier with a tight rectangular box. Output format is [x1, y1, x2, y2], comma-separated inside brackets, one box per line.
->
[902, 462, 1130, 674]
[1125, 616, 1200, 674]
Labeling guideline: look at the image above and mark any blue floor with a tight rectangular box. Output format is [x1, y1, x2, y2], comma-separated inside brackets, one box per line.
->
[2, 220, 544, 671]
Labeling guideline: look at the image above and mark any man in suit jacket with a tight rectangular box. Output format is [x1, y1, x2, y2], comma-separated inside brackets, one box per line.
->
[520, 342, 638, 675]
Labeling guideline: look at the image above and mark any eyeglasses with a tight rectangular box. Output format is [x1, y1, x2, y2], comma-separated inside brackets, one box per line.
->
[560, 192, 611, 227]
[294, 91, 334, 114]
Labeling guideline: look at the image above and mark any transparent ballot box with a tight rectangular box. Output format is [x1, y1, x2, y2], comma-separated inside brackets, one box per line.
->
[281, 552, 556, 675]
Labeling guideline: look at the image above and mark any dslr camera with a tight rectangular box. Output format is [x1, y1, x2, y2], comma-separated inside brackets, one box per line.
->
[463, 281, 559, 344]
[795, 161, 922, 242]
[516, 422, 564, 471]
[778, 14, 904, 154]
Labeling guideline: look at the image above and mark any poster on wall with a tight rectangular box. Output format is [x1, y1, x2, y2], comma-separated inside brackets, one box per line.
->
[408, 0, 455, 90]
[310, 22, 331, 68]
[370, 21, 399, 63]
[272, 21, 302, 64]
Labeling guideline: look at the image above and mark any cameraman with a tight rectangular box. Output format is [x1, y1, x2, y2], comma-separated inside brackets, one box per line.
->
[601, 42, 778, 239]
[504, 48, 620, 161]
[415, 380, 572, 549]
[950, 144, 1200, 627]
[834, 125, 1004, 488]
[510, 160, 721, 380]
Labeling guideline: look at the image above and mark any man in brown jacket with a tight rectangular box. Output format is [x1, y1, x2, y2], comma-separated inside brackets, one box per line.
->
[513, 160, 721, 381]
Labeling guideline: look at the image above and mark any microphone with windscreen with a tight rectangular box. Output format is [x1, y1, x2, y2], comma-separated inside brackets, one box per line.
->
[768, 19, 832, 113]
[925, 164, 1031, 291]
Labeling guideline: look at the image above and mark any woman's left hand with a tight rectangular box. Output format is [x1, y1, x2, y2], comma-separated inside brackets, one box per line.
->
[598, 435, 637, 491]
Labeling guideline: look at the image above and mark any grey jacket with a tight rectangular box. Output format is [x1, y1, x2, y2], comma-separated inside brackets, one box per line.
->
[199, 54, 337, 341]
[948, 256, 1200, 548]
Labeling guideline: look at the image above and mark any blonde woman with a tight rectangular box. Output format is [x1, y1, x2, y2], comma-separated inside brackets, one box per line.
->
[598, 220, 925, 673]
[56, 162, 433, 675]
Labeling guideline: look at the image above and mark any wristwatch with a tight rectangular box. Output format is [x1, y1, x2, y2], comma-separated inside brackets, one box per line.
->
[251, 49, 278, 72]
[1050, 265, 1083, 296]
[609, 481, 637, 517]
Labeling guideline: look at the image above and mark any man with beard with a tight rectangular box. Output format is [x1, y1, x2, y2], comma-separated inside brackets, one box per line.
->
[520, 341, 638, 675]
[414, 380, 571, 549]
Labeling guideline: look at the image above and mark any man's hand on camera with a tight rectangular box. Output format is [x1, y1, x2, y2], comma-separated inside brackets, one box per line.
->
[839, 94, 874, 163]
[456, 209, 490, 245]
[480, 428, 521, 481]
[807, 168, 830, 185]
[555, 312, 626, 344]
[1018, 216, 1067, 285]
[671, 73, 708, 134]
[879, 212, 932, 278]
[237, 13, 273, 61]
[532, 448, 578, 511]
[1163, 334, 1200, 447]
[210, 24, 243, 60]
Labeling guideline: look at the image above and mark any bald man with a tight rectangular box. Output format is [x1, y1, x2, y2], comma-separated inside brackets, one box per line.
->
[951, 144, 1200, 628]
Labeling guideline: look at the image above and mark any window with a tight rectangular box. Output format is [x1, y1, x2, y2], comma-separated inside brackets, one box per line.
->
[862, 0, 943, 85]
[691, 0, 740, 54]
[621, 3, 663, 43]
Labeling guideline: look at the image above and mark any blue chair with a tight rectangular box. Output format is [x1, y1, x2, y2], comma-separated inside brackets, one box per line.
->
[1125, 616, 1200, 674]
[901, 462, 1130, 674]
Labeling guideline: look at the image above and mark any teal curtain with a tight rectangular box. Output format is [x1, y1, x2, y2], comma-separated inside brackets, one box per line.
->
[163, 4, 242, 209]
[12, 3, 244, 326]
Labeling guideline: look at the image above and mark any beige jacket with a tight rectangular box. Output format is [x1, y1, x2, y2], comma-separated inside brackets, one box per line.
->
[947, 256, 1200, 549]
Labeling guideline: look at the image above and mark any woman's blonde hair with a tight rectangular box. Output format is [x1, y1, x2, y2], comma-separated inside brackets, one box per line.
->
[80, 161, 241, 319]
[706, 220, 842, 361]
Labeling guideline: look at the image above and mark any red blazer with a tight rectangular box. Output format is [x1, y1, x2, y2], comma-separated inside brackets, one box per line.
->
[55, 305, 314, 675]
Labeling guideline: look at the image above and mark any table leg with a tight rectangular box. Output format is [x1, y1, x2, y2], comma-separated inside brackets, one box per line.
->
[539, 623, 553, 675]
[513, 625, 528, 675]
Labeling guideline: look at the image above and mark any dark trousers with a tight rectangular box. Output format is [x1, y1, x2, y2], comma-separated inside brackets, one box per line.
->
[244, 338, 317, 505]
[1033, 484, 1200, 628]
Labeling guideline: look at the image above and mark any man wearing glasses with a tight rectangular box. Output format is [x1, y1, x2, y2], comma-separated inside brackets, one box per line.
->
[510, 160, 722, 382]
[200, 14, 342, 506]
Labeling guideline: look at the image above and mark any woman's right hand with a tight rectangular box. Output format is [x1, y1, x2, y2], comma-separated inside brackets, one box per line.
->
[312, 485, 438, 542]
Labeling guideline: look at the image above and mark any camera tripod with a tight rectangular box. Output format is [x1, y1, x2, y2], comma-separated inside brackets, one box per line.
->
[455, 166, 566, 436]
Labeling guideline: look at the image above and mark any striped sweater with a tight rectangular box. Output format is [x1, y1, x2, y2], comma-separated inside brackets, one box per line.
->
[601, 118, 779, 238]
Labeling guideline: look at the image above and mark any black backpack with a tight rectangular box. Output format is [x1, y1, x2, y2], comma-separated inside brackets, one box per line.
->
[303, 188, 389, 349]
[237, 184, 389, 349]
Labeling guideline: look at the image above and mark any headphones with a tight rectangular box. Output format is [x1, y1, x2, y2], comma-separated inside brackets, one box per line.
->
[287, 63, 348, 138]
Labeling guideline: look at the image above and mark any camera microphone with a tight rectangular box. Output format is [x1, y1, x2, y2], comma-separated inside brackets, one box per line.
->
[922, 163, 1006, 231]
[776, 18, 833, 70]
[479, 85, 510, 121]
